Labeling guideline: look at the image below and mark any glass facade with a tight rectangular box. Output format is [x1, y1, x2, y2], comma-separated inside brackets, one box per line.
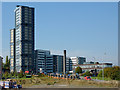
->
[53, 55, 63, 73]
[34, 50, 53, 73]
[10, 5, 35, 73]
[57, 55, 63, 73]
[66, 57, 72, 71]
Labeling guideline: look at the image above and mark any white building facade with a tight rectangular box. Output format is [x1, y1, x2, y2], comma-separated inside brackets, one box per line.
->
[70, 57, 86, 65]
[65, 57, 86, 72]
[72, 63, 112, 73]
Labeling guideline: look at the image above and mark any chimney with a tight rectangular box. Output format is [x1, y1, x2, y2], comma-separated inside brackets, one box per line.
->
[63, 50, 66, 74]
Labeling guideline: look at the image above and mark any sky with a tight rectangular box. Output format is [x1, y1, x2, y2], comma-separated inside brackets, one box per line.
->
[1, 0, 120, 2]
[2, 2, 118, 65]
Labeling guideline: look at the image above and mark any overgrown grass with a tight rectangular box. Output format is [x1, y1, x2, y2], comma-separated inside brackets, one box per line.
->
[91, 77, 112, 81]
[16, 77, 32, 80]
[11, 76, 119, 88]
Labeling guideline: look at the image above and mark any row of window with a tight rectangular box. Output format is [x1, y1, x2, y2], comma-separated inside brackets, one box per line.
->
[73, 65, 112, 69]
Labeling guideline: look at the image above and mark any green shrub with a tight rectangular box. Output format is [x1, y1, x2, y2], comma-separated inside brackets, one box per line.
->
[82, 71, 92, 76]
[47, 83, 52, 85]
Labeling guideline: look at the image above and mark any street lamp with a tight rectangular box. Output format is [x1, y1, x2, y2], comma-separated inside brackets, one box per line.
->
[92, 57, 96, 77]
[93, 57, 95, 62]
[102, 62, 104, 81]
[102, 52, 106, 81]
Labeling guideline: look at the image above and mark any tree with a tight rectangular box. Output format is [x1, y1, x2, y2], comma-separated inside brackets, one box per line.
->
[18, 70, 24, 78]
[97, 66, 120, 80]
[75, 66, 82, 74]
[4, 56, 10, 70]
[3, 71, 9, 79]
[13, 69, 18, 78]
[8, 59, 10, 68]
[82, 71, 92, 76]
[6, 56, 9, 65]
[104, 67, 113, 78]
[2, 62, 4, 68]
[97, 70, 102, 77]
[110, 66, 120, 80]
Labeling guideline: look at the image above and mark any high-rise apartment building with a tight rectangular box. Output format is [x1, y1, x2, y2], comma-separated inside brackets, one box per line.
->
[10, 28, 16, 72]
[10, 5, 34, 73]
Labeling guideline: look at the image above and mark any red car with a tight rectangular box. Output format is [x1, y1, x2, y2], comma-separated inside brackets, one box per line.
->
[84, 76, 91, 80]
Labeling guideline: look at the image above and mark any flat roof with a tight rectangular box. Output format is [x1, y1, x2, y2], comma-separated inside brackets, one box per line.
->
[73, 63, 112, 66]
[16, 5, 34, 8]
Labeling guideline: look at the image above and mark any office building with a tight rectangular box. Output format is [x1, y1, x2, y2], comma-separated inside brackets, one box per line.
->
[65, 56, 86, 72]
[70, 57, 86, 65]
[10, 5, 35, 73]
[34, 50, 53, 74]
[66, 57, 72, 72]
[53, 55, 63, 73]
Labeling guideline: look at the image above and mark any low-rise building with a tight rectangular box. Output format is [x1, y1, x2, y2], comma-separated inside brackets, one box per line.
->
[72, 63, 112, 73]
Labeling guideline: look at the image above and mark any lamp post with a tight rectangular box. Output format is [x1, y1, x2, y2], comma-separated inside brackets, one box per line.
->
[102, 52, 106, 81]
[93, 57, 95, 62]
[102, 62, 104, 81]
[92, 57, 96, 77]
